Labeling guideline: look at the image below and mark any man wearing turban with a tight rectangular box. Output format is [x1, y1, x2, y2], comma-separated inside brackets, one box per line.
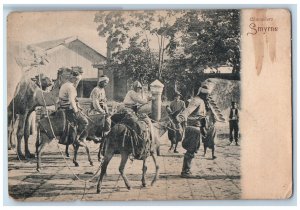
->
[90, 75, 109, 114]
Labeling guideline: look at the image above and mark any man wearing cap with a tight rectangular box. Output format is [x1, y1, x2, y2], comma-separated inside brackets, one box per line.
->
[58, 66, 88, 143]
[176, 84, 210, 178]
[166, 91, 186, 119]
[90, 75, 109, 114]
[123, 81, 151, 113]
[166, 91, 186, 153]
[229, 101, 239, 145]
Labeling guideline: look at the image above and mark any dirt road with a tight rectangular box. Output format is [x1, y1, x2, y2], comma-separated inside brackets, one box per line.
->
[7, 123, 240, 202]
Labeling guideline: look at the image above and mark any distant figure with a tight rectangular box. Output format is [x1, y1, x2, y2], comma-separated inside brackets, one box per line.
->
[166, 91, 186, 153]
[123, 81, 151, 113]
[229, 101, 239, 145]
[166, 91, 186, 119]
[90, 75, 109, 114]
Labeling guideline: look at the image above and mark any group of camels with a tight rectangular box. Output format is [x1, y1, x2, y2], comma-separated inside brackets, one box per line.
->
[7, 68, 72, 159]
[8, 63, 221, 193]
[7, 67, 179, 192]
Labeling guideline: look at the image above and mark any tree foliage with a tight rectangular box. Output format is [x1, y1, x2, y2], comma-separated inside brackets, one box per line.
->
[168, 10, 240, 70]
[109, 35, 158, 85]
[165, 10, 241, 96]
[94, 11, 131, 60]
[94, 10, 241, 98]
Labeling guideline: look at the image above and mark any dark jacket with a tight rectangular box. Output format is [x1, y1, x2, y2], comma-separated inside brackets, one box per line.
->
[229, 108, 239, 121]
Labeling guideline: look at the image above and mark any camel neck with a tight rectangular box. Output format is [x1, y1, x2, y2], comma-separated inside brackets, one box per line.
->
[35, 87, 59, 107]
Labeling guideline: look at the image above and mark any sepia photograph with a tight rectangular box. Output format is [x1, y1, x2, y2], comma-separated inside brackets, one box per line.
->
[5, 8, 292, 202]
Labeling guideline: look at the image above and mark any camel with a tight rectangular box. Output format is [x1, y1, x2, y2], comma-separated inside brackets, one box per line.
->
[7, 68, 70, 159]
[95, 113, 169, 194]
[8, 74, 53, 149]
[36, 113, 111, 171]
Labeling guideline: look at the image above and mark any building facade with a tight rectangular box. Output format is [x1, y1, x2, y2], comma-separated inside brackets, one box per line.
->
[30, 36, 107, 97]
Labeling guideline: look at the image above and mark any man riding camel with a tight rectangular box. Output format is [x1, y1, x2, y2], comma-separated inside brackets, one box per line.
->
[90, 75, 109, 114]
[123, 81, 152, 113]
[58, 66, 88, 143]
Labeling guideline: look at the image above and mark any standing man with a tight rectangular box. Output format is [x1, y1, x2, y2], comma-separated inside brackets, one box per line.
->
[90, 75, 109, 114]
[123, 81, 151, 113]
[58, 66, 88, 143]
[166, 91, 186, 153]
[229, 101, 239, 145]
[176, 85, 209, 178]
[166, 91, 186, 119]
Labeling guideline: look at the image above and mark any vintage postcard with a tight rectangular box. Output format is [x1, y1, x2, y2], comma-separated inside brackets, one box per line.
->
[6, 9, 292, 202]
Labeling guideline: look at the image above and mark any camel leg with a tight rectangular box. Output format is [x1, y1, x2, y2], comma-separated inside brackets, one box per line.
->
[174, 141, 179, 153]
[203, 146, 207, 157]
[8, 130, 12, 150]
[73, 140, 93, 166]
[169, 142, 174, 151]
[212, 146, 216, 160]
[96, 149, 114, 194]
[24, 112, 35, 159]
[8, 124, 15, 150]
[8, 116, 17, 150]
[7, 107, 16, 150]
[66, 128, 77, 158]
[141, 158, 148, 187]
[98, 142, 103, 162]
[7, 117, 12, 150]
[72, 142, 80, 167]
[119, 151, 131, 190]
[65, 145, 70, 158]
[81, 140, 93, 166]
[36, 131, 47, 172]
[150, 153, 159, 186]
[16, 114, 26, 160]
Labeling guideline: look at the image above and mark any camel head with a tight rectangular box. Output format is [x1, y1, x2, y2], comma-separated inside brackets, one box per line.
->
[53, 66, 83, 89]
[31, 74, 53, 91]
[50, 67, 73, 90]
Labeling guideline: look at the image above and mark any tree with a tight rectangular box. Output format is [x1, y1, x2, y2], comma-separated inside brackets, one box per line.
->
[168, 10, 240, 72]
[109, 34, 158, 85]
[165, 10, 241, 96]
[94, 10, 240, 99]
[94, 11, 131, 62]
[94, 10, 182, 80]
[127, 11, 183, 79]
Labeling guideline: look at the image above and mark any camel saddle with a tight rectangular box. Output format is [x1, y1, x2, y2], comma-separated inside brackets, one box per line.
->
[121, 113, 152, 160]
[38, 110, 76, 145]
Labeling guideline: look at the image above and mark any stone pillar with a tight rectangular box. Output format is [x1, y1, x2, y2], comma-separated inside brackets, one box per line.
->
[150, 80, 164, 121]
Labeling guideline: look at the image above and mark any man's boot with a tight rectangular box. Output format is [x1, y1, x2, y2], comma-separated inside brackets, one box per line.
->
[181, 152, 194, 178]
